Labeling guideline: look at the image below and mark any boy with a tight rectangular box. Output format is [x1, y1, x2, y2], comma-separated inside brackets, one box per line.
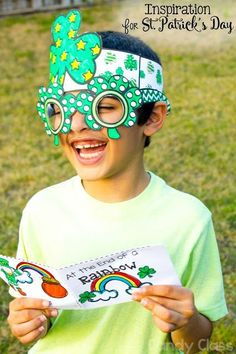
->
[7, 9, 227, 354]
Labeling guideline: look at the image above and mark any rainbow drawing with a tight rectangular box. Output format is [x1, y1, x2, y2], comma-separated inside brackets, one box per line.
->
[91, 271, 142, 292]
[16, 262, 68, 299]
[17, 262, 55, 279]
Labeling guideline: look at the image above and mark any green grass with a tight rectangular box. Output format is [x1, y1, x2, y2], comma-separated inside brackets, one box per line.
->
[0, 1, 236, 353]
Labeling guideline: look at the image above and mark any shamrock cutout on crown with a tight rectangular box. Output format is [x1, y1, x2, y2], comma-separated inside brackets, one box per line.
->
[49, 10, 102, 86]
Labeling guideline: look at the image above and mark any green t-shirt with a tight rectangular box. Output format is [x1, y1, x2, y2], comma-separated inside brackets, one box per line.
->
[15, 172, 228, 354]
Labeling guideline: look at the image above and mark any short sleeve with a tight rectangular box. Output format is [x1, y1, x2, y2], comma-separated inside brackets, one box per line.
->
[8, 210, 28, 298]
[182, 217, 228, 321]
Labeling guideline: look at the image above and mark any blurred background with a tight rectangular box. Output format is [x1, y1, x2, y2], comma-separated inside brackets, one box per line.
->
[0, 0, 235, 352]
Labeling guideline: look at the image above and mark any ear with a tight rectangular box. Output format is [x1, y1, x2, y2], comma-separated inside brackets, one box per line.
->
[143, 102, 167, 137]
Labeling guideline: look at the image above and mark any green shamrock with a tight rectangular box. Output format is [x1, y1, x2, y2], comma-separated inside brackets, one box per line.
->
[77, 75, 142, 139]
[138, 266, 157, 279]
[79, 291, 96, 303]
[49, 10, 101, 86]
[0, 258, 10, 267]
[156, 69, 162, 85]
[101, 71, 113, 81]
[124, 54, 138, 71]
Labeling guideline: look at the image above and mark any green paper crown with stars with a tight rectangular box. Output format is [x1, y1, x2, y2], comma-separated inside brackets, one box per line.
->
[37, 9, 171, 145]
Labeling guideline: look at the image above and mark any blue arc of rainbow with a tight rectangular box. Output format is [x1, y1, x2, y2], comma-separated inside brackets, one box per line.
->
[91, 271, 142, 292]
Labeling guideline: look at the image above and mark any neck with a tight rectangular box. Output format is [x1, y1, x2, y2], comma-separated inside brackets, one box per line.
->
[82, 167, 150, 203]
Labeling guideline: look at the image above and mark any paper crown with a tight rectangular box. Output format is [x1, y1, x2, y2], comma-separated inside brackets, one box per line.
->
[49, 10, 164, 93]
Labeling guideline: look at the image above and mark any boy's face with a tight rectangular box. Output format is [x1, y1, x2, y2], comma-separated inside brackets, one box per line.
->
[57, 92, 147, 181]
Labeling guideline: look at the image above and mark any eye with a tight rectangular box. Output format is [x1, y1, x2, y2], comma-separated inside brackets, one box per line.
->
[47, 103, 61, 117]
[45, 101, 64, 132]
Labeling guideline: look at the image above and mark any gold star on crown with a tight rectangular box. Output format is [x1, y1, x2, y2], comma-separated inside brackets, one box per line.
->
[55, 23, 61, 33]
[71, 59, 80, 70]
[68, 29, 76, 39]
[52, 55, 56, 64]
[83, 70, 93, 81]
[77, 40, 86, 50]
[56, 38, 62, 48]
[91, 44, 101, 55]
[60, 51, 67, 61]
[69, 13, 76, 23]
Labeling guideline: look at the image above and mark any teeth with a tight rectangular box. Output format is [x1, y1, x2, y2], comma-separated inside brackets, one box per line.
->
[80, 151, 103, 159]
[74, 142, 105, 149]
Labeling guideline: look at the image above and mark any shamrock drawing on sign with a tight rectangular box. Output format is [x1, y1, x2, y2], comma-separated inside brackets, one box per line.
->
[138, 266, 157, 279]
[79, 291, 96, 303]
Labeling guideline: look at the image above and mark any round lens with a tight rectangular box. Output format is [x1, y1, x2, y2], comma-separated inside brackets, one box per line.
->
[97, 95, 124, 125]
[45, 99, 64, 133]
[92, 92, 128, 128]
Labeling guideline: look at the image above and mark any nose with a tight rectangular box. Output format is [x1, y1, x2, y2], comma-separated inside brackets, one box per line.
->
[70, 110, 88, 132]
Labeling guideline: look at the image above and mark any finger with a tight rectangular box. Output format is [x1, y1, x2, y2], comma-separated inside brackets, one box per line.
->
[148, 295, 195, 318]
[10, 309, 45, 324]
[18, 325, 46, 345]
[10, 298, 51, 312]
[132, 285, 185, 300]
[152, 315, 176, 333]
[11, 308, 58, 324]
[141, 298, 184, 325]
[11, 314, 47, 338]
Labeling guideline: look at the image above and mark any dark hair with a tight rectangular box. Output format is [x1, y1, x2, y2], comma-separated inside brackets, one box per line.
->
[97, 31, 162, 147]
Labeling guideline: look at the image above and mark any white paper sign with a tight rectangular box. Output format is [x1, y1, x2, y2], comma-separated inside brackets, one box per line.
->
[0, 245, 181, 309]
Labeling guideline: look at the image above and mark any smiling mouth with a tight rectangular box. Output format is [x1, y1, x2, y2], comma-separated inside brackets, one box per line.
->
[73, 141, 107, 160]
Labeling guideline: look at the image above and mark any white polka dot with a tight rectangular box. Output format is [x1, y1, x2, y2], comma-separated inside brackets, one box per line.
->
[37, 103, 40, 107]
[52, 95, 57, 99]
[111, 82, 116, 88]
[122, 78, 128, 83]
[131, 101, 137, 107]
[43, 88, 46, 92]
[92, 87, 97, 93]
[69, 98, 75, 104]
[87, 115, 93, 120]
[62, 99, 67, 105]
[139, 98, 142, 103]
[58, 89, 63, 95]
[81, 93, 86, 99]
[77, 101, 82, 107]
[70, 107, 75, 113]
[46, 130, 51, 135]
[38, 111, 42, 116]
[98, 78, 103, 83]
[127, 92, 132, 98]
[84, 106, 90, 112]
[128, 121, 134, 126]
[135, 90, 140, 95]
[93, 123, 99, 129]
[39, 89, 42, 94]
[88, 96, 93, 102]
[48, 88, 53, 94]
[114, 75, 119, 80]
[90, 80, 94, 85]
[63, 127, 68, 132]
[42, 113, 45, 118]
[44, 96, 47, 100]
[65, 119, 70, 124]
[119, 85, 125, 91]
[102, 84, 107, 89]
[130, 112, 136, 118]
[64, 107, 68, 112]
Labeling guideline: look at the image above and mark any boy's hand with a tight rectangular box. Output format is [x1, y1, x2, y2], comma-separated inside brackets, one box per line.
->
[8, 298, 58, 344]
[132, 285, 196, 333]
